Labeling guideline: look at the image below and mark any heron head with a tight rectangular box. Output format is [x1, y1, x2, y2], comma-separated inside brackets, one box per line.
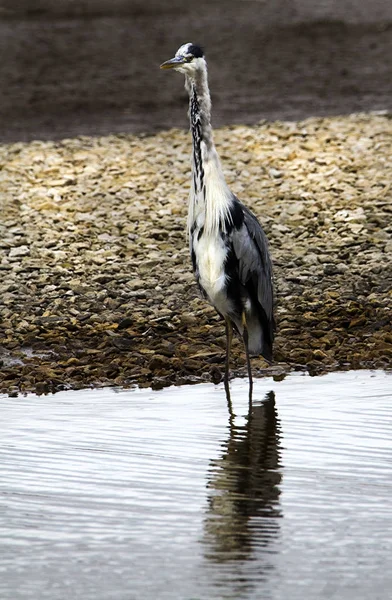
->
[160, 43, 205, 75]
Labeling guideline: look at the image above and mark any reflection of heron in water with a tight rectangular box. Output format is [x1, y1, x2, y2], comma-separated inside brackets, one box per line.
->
[203, 391, 282, 564]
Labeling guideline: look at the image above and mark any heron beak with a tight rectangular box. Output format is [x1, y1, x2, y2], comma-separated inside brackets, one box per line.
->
[160, 56, 186, 69]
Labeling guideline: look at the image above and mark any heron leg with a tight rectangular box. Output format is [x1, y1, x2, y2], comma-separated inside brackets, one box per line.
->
[242, 313, 253, 408]
[224, 318, 234, 415]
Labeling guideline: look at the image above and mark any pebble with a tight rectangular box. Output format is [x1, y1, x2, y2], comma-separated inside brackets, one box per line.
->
[9, 246, 30, 257]
[0, 113, 391, 394]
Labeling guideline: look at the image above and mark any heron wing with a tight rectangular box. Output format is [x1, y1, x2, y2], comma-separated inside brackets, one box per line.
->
[231, 203, 274, 323]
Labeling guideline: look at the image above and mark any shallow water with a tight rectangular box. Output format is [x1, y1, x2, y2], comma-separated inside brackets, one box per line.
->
[1, 370, 391, 600]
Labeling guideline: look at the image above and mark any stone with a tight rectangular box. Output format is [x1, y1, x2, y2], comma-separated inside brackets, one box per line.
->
[0, 113, 390, 393]
[9, 246, 30, 257]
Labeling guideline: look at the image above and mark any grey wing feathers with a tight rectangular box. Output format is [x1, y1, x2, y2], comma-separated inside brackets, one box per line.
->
[232, 204, 274, 322]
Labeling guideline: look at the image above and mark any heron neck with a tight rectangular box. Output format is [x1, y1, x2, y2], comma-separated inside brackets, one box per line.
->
[186, 69, 214, 157]
[185, 70, 232, 234]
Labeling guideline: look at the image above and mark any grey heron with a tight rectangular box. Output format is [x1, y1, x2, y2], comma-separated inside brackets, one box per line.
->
[161, 43, 275, 403]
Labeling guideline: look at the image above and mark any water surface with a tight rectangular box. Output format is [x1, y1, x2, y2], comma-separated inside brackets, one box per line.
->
[1, 370, 391, 599]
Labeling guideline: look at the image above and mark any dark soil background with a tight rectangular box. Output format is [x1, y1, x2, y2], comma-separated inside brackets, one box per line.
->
[1, 0, 392, 143]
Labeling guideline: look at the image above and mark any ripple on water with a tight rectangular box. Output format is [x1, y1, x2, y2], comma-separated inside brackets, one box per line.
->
[1, 370, 391, 600]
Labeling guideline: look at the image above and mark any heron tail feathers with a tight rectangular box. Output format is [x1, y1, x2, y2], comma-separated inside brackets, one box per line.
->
[245, 309, 274, 363]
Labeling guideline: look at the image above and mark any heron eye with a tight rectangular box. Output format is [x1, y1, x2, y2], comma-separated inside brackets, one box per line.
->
[185, 56, 193, 62]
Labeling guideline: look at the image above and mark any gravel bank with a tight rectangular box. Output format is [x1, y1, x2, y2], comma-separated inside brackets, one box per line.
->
[0, 113, 391, 395]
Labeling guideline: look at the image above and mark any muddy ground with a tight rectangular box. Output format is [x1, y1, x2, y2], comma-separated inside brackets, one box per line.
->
[0, 1, 391, 142]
